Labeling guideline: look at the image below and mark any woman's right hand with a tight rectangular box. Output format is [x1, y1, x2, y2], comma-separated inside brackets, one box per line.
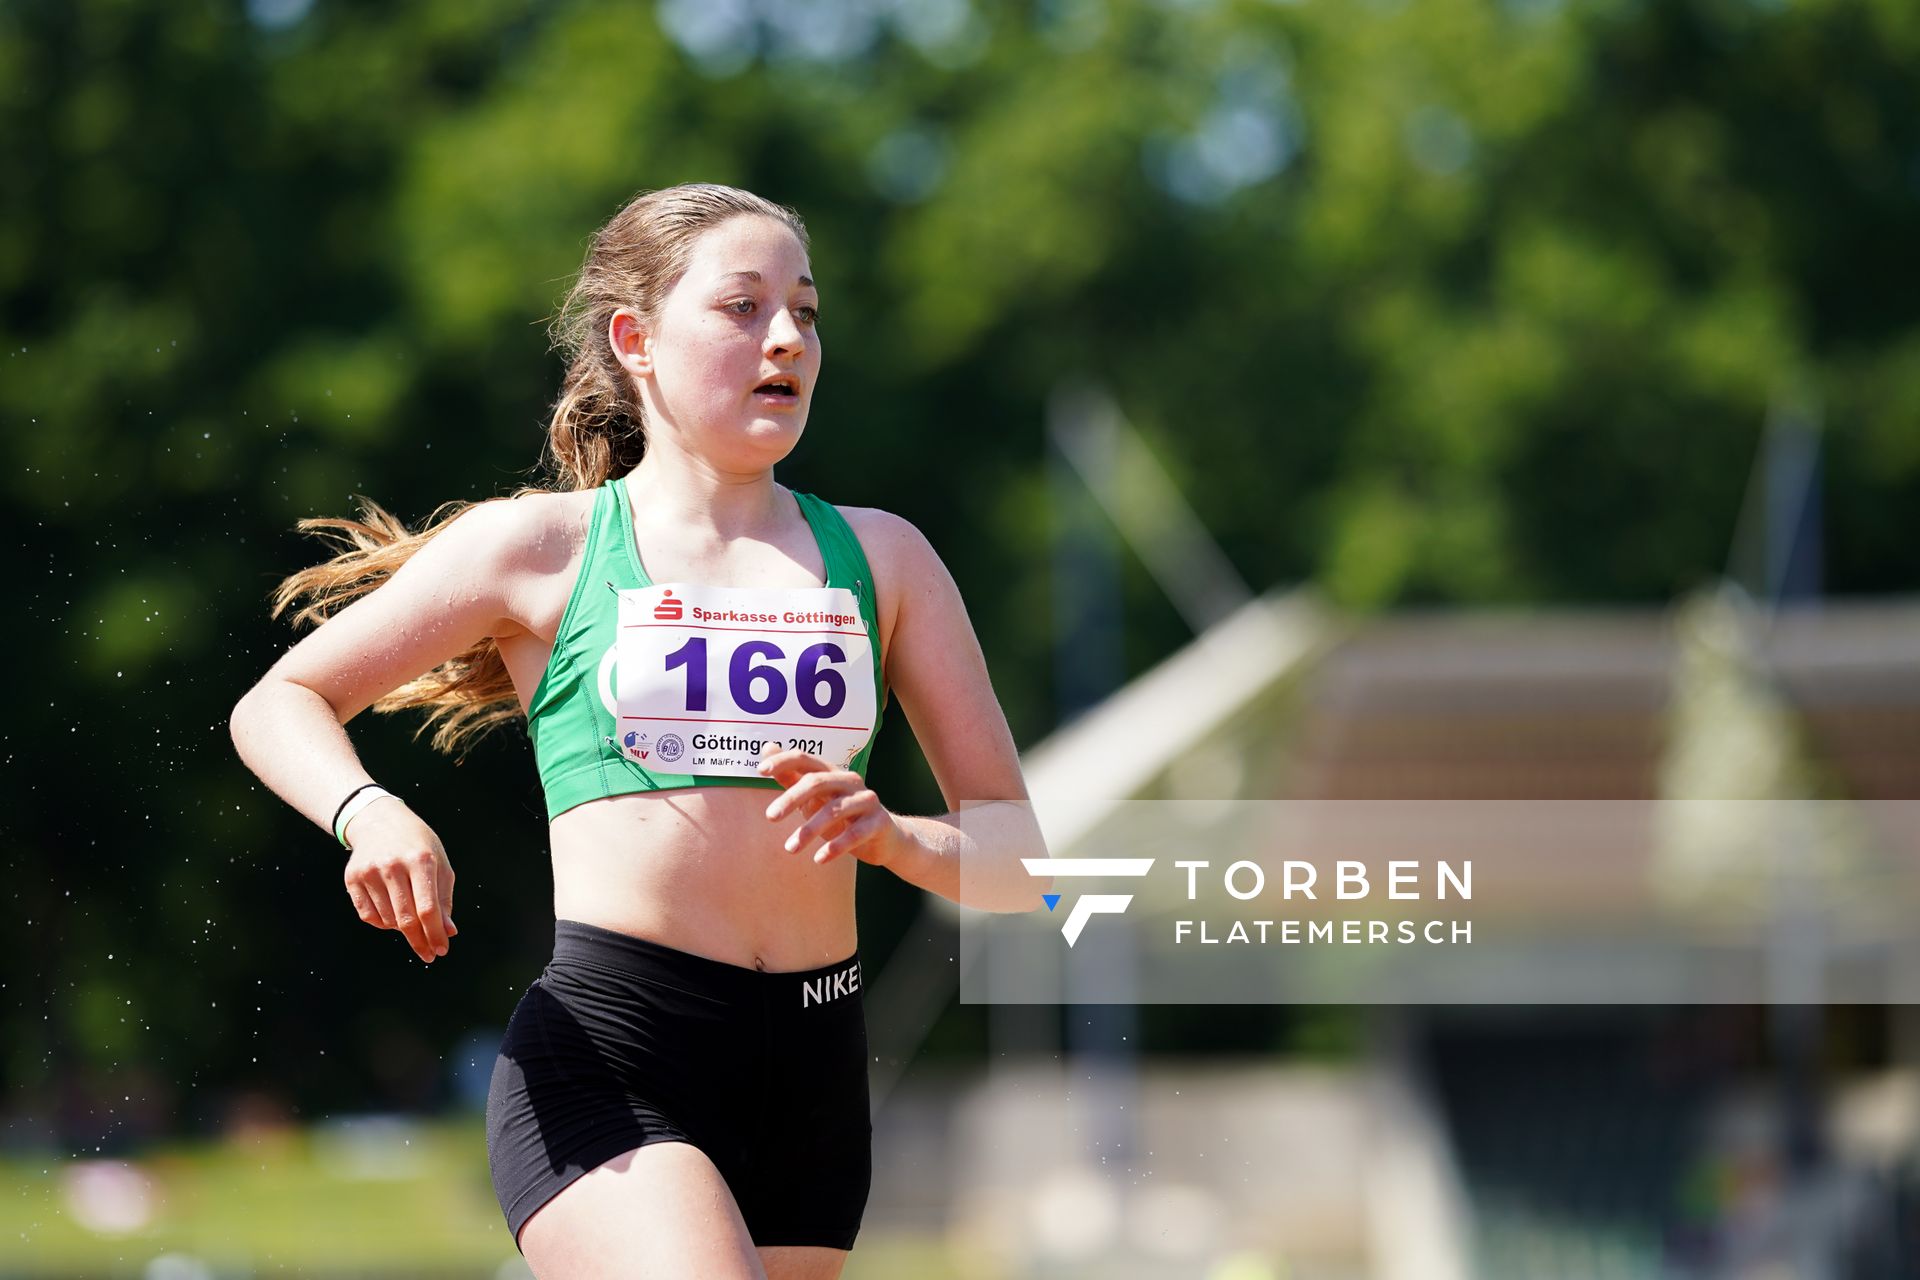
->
[341, 798, 459, 964]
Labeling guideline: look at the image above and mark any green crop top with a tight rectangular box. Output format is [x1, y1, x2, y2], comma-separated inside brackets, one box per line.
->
[526, 474, 889, 821]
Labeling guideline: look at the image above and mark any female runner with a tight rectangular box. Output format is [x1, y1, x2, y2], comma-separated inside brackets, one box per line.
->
[229, 182, 1048, 1279]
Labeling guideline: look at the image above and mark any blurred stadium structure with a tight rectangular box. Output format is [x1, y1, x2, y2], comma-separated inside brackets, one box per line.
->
[850, 387, 1920, 1279]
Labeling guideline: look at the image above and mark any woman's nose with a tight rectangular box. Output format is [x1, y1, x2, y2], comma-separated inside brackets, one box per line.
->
[765, 307, 804, 353]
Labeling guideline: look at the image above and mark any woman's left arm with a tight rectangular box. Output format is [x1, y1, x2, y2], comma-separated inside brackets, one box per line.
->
[759, 509, 1050, 913]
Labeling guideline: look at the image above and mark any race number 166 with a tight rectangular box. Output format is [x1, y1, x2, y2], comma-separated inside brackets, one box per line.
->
[662, 637, 849, 718]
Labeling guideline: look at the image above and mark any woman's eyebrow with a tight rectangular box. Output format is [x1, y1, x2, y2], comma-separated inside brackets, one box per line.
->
[720, 270, 816, 289]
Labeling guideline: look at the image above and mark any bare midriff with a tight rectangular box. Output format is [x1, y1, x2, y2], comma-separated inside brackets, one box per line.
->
[546, 791, 859, 974]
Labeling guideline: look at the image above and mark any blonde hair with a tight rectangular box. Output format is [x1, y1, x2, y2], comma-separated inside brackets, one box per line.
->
[269, 183, 811, 756]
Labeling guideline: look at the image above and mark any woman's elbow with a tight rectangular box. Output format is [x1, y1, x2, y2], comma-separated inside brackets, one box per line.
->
[227, 686, 260, 742]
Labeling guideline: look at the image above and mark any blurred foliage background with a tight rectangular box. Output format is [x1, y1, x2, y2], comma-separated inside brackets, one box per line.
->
[5, 0, 1918, 1158]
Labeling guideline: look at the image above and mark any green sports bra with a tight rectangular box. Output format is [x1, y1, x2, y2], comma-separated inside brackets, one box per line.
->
[525, 474, 888, 821]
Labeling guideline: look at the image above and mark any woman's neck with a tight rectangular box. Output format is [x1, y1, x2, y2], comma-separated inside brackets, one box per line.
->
[622, 446, 786, 540]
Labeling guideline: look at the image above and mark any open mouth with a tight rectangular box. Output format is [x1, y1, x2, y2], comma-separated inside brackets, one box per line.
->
[753, 379, 799, 400]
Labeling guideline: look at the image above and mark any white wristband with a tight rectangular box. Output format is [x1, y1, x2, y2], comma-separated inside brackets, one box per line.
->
[334, 785, 396, 850]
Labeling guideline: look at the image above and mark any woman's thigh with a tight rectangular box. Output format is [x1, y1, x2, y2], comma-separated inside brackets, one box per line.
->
[519, 1139, 764, 1279]
[758, 1245, 848, 1280]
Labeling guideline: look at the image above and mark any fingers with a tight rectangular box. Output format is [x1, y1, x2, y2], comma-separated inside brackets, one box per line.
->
[786, 788, 880, 860]
[408, 854, 450, 957]
[757, 749, 830, 786]
[814, 809, 891, 865]
[787, 801, 857, 858]
[438, 858, 457, 938]
[350, 871, 396, 931]
[759, 755, 888, 864]
[374, 856, 440, 964]
[376, 862, 427, 961]
[764, 768, 854, 823]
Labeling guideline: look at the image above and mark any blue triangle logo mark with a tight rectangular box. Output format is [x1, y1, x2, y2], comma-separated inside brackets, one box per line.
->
[1043, 894, 1061, 912]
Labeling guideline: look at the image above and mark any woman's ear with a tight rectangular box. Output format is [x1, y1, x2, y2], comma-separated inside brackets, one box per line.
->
[609, 308, 653, 377]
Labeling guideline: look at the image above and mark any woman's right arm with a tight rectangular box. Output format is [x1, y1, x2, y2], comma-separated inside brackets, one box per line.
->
[228, 496, 537, 964]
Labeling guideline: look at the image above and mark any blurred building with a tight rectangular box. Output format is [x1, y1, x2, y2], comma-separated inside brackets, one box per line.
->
[866, 588, 1920, 1280]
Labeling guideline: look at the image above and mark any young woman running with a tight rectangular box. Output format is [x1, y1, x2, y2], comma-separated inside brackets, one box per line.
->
[229, 182, 1048, 1279]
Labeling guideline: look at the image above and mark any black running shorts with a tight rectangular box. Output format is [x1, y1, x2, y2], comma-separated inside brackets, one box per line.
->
[486, 917, 873, 1253]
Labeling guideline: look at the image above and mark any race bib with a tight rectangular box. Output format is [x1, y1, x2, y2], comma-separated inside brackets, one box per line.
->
[610, 582, 877, 776]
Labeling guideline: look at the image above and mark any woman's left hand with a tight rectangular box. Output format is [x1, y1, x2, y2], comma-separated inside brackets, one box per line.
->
[759, 750, 905, 867]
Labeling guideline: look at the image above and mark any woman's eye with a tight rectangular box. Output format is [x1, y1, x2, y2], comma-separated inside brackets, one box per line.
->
[726, 298, 755, 315]
[797, 305, 820, 326]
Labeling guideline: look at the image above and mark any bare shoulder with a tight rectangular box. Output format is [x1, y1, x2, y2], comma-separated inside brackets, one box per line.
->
[833, 505, 967, 668]
[834, 504, 941, 577]
[493, 486, 596, 571]
[438, 487, 596, 636]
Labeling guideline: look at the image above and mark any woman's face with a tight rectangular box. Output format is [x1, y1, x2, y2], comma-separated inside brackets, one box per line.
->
[617, 214, 822, 470]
